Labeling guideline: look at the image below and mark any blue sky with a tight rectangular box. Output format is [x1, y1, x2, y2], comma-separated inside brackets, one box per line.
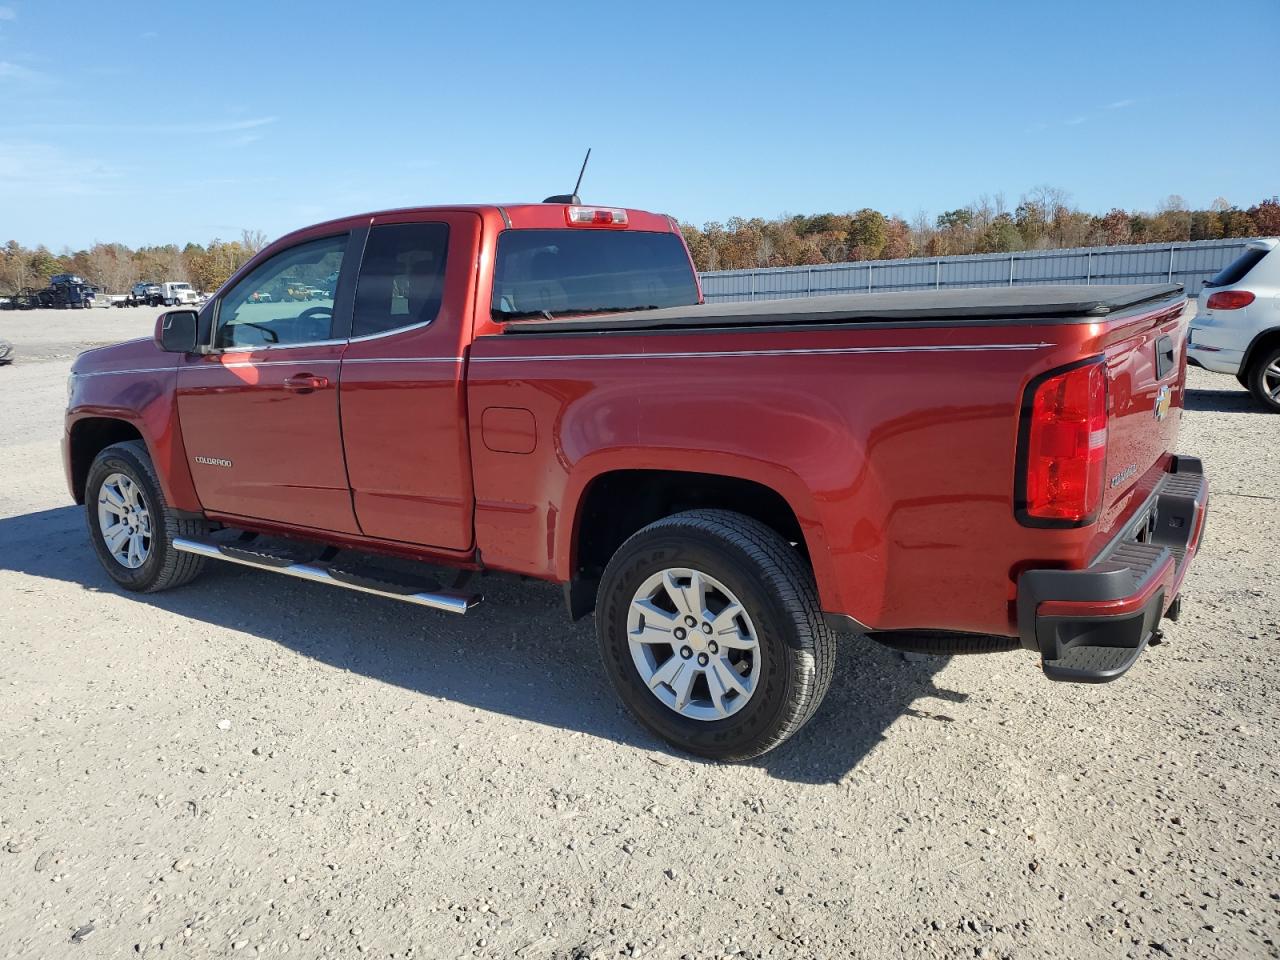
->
[1, 0, 1276, 249]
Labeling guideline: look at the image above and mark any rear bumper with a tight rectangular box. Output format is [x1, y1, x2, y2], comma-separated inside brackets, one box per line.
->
[1016, 455, 1208, 683]
[1188, 326, 1244, 375]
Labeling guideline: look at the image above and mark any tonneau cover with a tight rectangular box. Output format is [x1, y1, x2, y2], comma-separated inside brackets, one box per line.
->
[500, 283, 1183, 334]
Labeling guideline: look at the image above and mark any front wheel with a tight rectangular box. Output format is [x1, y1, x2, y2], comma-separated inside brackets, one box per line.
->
[85, 440, 207, 592]
[595, 510, 835, 761]
[1245, 345, 1280, 412]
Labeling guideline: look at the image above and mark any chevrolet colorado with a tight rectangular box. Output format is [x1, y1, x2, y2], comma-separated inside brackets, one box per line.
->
[64, 202, 1209, 760]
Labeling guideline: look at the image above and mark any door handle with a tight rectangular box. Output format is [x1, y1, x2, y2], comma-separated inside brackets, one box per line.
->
[283, 373, 329, 393]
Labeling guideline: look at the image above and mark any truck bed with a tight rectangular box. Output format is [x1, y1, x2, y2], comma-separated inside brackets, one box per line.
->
[500, 283, 1184, 334]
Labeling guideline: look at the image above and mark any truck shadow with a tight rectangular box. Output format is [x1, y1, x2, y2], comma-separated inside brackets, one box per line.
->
[1183, 387, 1260, 414]
[0, 505, 963, 786]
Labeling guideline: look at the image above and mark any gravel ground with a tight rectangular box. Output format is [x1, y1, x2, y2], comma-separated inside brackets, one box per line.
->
[0, 307, 1277, 960]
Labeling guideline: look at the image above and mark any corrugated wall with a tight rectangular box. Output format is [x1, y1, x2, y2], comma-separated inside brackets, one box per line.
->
[699, 237, 1263, 302]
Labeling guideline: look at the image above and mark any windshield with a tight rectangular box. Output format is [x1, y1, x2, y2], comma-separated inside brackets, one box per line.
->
[492, 229, 699, 320]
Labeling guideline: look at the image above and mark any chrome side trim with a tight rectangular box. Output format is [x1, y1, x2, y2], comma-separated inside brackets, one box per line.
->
[181, 359, 342, 371]
[172, 538, 478, 614]
[205, 337, 348, 354]
[341, 357, 462, 365]
[471, 343, 1052, 363]
[346, 319, 434, 343]
[73, 366, 175, 378]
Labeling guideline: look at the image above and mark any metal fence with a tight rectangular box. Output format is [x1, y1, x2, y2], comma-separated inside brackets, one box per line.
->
[698, 237, 1263, 303]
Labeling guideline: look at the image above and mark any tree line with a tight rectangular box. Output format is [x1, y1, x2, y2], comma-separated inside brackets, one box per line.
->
[0, 229, 269, 296]
[2, 191, 1277, 294]
[678, 190, 1280, 273]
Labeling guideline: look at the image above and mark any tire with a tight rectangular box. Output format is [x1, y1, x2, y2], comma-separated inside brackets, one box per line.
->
[85, 440, 207, 592]
[1245, 345, 1280, 413]
[595, 509, 835, 761]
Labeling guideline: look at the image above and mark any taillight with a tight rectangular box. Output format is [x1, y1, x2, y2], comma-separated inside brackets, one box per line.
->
[566, 205, 628, 228]
[1205, 290, 1255, 310]
[1018, 360, 1108, 525]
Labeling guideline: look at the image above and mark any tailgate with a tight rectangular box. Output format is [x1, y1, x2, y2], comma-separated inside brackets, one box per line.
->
[1096, 301, 1190, 539]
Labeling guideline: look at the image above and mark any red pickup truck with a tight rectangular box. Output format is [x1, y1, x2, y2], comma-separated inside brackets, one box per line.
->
[65, 201, 1208, 760]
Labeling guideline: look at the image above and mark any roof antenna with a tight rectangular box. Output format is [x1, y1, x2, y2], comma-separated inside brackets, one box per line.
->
[543, 148, 591, 204]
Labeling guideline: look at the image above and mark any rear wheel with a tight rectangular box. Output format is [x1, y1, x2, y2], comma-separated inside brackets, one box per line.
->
[596, 510, 835, 761]
[1245, 345, 1280, 412]
[85, 440, 207, 592]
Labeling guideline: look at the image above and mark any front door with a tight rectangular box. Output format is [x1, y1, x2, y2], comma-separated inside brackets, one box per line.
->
[337, 212, 480, 548]
[175, 231, 364, 533]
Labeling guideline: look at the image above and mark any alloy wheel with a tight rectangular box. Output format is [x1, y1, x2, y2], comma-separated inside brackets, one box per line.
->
[627, 568, 760, 721]
[97, 472, 153, 569]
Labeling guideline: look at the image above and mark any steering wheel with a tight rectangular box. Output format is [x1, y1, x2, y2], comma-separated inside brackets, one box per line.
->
[298, 305, 332, 323]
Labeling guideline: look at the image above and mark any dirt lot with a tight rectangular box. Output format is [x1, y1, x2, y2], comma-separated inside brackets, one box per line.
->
[1, 307, 1277, 960]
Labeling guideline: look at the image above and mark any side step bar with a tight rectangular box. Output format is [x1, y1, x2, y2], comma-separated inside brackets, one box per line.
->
[172, 537, 480, 614]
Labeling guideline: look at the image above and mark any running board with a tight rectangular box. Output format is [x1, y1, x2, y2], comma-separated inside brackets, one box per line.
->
[171, 537, 480, 614]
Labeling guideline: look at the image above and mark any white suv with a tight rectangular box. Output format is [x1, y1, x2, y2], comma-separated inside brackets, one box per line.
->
[1188, 238, 1280, 411]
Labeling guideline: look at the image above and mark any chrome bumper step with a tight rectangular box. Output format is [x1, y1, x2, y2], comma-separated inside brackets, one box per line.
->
[172, 537, 480, 614]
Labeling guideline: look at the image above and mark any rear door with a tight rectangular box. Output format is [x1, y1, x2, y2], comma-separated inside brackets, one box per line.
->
[337, 211, 482, 548]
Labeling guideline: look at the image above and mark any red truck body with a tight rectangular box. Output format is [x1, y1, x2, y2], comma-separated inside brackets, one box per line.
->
[64, 201, 1209, 758]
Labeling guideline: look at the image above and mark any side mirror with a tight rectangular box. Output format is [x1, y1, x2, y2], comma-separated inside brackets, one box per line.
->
[155, 309, 199, 353]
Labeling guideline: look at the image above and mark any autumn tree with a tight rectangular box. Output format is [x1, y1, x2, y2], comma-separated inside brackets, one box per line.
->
[0, 240, 33, 293]
[1094, 208, 1132, 245]
[28, 247, 63, 285]
[241, 229, 269, 255]
[1189, 211, 1223, 241]
[1151, 195, 1192, 242]
[981, 214, 1022, 253]
[1248, 197, 1280, 236]
[84, 242, 139, 293]
[846, 208, 887, 261]
[881, 217, 914, 259]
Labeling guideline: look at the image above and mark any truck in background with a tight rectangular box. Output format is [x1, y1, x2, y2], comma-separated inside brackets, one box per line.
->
[160, 281, 199, 306]
[42, 274, 96, 309]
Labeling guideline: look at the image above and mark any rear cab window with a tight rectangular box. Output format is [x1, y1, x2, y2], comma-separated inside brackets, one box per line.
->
[491, 229, 699, 320]
[352, 222, 450, 338]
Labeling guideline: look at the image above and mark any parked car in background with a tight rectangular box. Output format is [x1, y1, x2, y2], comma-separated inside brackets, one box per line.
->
[124, 283, 164, 307]
[1188, 238, 1280, 411]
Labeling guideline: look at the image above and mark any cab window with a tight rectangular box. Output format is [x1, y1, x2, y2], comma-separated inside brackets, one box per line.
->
[215, 235, 346, 349]
[352, 222, 450, 338]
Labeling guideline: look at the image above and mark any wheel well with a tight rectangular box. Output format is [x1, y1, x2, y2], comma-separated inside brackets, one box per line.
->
[68, 419, 143, 504]
[1242, 327, 1280, 380]
[565, 469, 806, 619]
